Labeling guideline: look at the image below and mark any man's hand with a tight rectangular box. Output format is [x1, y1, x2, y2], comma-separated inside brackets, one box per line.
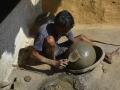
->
[58, 59, 69, 69]
[50, 59, 69, 69]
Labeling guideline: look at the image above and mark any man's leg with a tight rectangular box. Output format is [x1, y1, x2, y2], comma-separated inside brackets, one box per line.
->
[42, 35, 88, 60]
[43, 36, 56, 60]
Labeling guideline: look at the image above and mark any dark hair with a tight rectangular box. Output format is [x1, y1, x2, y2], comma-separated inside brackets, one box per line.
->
[54, 10, 74, 30]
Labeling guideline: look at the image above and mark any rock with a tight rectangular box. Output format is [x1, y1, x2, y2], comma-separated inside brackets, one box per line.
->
[0, 81, 10, 88]
[24, 76, 31, 82]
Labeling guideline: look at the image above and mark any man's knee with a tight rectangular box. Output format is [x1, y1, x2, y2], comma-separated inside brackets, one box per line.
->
[46, 36, 56, 46]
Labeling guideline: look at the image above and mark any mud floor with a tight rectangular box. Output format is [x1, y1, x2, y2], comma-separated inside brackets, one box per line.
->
[1, 25, 120, 90]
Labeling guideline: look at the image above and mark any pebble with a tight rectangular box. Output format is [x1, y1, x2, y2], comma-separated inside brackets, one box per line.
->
[24, 75, 31, 82]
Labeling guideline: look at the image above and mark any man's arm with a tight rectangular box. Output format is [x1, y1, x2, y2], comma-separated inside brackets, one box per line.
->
[31, 48, 68, 69]
[31, 48, 59, 67]
[73, 34, 92, 44]
[66, 31, 91, 44]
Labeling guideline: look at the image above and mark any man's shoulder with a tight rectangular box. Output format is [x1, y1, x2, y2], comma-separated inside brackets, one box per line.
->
[39, 20, 54, 32]
[39, 23, 47, 32]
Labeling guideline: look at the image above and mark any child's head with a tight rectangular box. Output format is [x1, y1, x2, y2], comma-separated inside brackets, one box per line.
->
[54, 10, 74, 35]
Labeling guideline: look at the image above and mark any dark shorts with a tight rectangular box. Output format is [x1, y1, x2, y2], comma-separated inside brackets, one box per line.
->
[55, 40, 73, 60]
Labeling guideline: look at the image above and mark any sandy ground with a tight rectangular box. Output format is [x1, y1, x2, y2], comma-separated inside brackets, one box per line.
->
[43, 0, 120, 24]
[2, 25, 120, 90]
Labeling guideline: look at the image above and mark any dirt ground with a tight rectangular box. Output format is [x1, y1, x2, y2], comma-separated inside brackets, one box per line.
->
[42, 0, 120, 24]
[2, 25, 120, 90]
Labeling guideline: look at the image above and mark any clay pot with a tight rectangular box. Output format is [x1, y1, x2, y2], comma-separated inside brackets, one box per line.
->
[68, 41, 96, 70]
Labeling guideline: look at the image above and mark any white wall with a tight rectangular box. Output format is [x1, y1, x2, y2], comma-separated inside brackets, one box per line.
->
[0, 0, 42, 81]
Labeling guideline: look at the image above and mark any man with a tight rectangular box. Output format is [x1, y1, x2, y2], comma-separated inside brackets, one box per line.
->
[31, 10, 90, 69]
